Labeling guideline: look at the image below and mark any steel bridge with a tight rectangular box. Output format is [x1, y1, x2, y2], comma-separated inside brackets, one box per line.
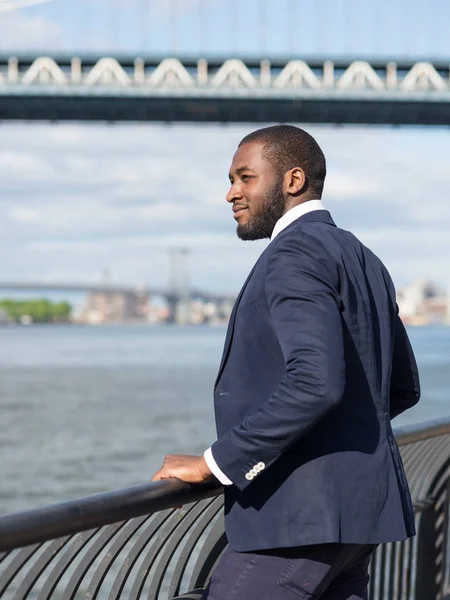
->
[0, 280, 234, 304]
[1, 54, 450, 124]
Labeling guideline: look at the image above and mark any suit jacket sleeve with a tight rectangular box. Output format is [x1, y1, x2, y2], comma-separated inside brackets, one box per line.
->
[210, 233, 346, 491]
[389, 310, 421, 419]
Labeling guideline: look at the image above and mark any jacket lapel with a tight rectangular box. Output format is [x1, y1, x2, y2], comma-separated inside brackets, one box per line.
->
[213, 210, 335, 388]
[214, 262, 258, 389]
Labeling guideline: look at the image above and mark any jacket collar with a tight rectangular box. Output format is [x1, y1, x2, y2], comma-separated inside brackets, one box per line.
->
[271, 200, 327, 241]
[272, 210, 337, 241]
[297, 210, 336, 227]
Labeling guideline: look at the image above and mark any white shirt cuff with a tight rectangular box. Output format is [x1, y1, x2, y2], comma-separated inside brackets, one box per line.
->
[204, 447, 233, 485]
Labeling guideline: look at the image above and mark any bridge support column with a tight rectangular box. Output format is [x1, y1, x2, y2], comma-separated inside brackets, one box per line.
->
[260, 60, 271, 87]
[387, 62, 397, 89]
[134, 58, 145, 84]
[8, 57, 18, 83]
[71, 58, 81, 84]
[323, 60, 334, 87]
[197, 59, 208, 85]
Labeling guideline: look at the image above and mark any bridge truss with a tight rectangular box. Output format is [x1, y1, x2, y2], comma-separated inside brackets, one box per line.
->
[0, 55, 449, 124]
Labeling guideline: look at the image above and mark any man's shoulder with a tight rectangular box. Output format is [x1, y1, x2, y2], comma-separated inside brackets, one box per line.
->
[269, 217, 339, 258]
[268, 217, 393, 284]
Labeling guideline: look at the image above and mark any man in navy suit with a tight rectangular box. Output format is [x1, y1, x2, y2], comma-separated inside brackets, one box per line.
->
[152, 125, 420, 599]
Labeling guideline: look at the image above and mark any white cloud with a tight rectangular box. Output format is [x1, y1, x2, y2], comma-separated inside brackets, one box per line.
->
[0, 150, 56, 180]
[405, 197, 450, 224]
[0, 122, 448, 294]
[326, 172, 380, 200]
[114, 0, 216, 16]
[9, 207, 41, 222]
[0, 9, 63, 50]
[353, 227, 450, 288]
[0, 0, 57, 14]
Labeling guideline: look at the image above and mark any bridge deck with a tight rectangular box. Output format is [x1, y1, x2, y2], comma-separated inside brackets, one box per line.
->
[1, 55, 450, 125]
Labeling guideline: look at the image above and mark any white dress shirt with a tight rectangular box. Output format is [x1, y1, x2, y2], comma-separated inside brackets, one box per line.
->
[204, 199, 328, 485]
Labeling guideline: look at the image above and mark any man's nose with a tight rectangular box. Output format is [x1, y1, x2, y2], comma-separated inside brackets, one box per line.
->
[226, 184, 243, 203]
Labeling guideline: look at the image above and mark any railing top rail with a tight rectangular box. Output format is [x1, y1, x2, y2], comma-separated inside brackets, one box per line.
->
[0, 417, 448, 553]
[394, 416, 450, 446]
[0, 479, 222, 553]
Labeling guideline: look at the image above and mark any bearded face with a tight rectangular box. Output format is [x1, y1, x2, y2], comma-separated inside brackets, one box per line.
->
[235, 173, 285, 241]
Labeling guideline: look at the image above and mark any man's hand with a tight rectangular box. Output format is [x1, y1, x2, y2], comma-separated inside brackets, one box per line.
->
[151, 454, 214, 484]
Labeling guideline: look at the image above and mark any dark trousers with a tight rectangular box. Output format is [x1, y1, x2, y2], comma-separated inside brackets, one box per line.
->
[201, 543, 375, 600]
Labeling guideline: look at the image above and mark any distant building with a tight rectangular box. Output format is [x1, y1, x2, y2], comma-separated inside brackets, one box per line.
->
[147, 296, 170, 324]
[397, 279, 448, 326]
[78, 291, 149, 324]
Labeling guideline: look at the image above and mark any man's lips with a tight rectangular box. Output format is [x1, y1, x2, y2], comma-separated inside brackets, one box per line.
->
[233, 207, 248, 219]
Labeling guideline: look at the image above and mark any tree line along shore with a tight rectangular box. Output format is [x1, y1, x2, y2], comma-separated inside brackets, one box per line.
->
[0, 299, 72, 324]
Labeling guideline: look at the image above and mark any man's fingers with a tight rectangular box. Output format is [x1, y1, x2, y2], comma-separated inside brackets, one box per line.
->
[151, 469, 165, 482]
[151, 454, 210, 485]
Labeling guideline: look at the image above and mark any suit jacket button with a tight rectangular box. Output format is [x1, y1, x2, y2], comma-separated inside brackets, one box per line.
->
[245, 473, 253, 481]
[257, 462, 265, 470]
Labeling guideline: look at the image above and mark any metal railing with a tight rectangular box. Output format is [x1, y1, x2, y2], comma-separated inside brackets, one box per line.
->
[0, 418, 449, 600]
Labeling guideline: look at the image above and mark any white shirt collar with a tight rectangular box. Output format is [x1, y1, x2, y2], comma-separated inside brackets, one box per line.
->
[270, 199, 327, 242]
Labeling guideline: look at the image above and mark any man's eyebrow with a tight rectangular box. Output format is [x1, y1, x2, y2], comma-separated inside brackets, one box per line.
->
[236, 166, 253, 174]
[229, 166, 254, 179]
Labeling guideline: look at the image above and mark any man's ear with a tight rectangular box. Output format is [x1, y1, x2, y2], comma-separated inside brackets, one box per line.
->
[286, 167, 307, 195]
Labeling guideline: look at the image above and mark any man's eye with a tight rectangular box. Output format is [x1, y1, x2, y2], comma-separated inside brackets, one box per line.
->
[241, 174, 252, 181]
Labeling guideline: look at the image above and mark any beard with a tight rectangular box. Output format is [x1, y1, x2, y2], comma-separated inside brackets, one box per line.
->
[237, 177, 286, 241]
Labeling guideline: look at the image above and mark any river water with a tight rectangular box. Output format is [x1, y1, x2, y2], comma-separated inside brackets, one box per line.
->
[0, 324, 449, 515]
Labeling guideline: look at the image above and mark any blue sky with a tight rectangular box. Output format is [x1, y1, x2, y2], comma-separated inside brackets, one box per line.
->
[1, 0, 450, 57]
[0, 1, 449, 296]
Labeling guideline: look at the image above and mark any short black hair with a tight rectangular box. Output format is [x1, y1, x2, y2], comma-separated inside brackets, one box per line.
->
[239, 125, 326, 197]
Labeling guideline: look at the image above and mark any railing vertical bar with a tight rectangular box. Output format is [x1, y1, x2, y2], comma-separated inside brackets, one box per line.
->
[368, 545, 377, 599]
[146, 498, 221, 600]
[380, 544, 392, 600]
[443, 480, 450, 597]
[109, 507, 198, 600]
[84, 514, 156, 600]
[397, 540, 406, 600]
[411, 514, 420, 599]
[168, 497, 224, 598]
[426, 459, 450, 598]
[436, 500, 445, 596]
[404, 538, 414, 600]
[11, 536, 72, 600]
[188, 516, 227, 591]
[122, 506, 203, 600]
[103, 511, 181, 600]
[63, 520, 131, 600]
[388, 541, 399, 600]
[415, 503, 440, 600]
[0, 544, 42, 597]
[404, 438, 436, 499]
[415, 438, 450, 500]
[36, 528, 99, 600]
[438, 484, 450, 598]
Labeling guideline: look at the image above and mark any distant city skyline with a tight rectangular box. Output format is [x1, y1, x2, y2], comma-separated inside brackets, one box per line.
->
[1, 276, 447, 327]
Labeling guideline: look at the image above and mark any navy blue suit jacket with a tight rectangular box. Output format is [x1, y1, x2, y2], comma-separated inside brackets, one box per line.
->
[211, 210, 420, 552]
